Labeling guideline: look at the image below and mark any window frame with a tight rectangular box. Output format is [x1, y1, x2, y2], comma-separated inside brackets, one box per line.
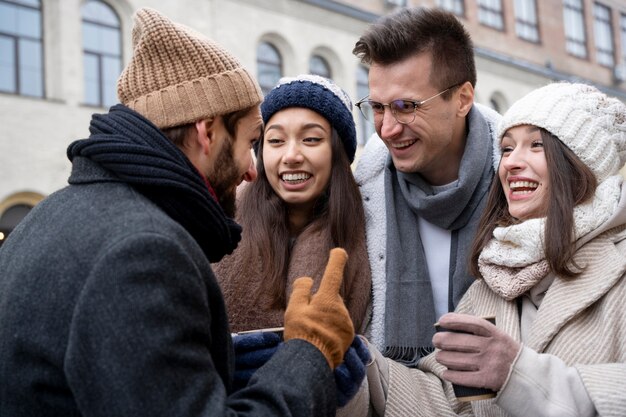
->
[514, 0, 540, 43]
[256, 41, 283, 95]
[477, 0, 505, 31]
[437, 0, 465, 17]
[81, 0, 122, 108]
[593, 2, 615, 67]
[563, 0, 588, 59]
[309, 54, 331, 79]
[0, 0, 45, 97]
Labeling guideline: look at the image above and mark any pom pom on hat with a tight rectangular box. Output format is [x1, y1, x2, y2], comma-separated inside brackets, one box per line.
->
[495, 82, 626, 183]
[117, 8, 263, 129]
[261, 74, 357, 162]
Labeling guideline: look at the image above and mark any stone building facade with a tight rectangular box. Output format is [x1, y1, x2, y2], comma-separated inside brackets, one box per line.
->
[1, 0, 626, 243]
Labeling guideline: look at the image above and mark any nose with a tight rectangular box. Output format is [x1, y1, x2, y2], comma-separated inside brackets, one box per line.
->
[283, 140, 303, 164]
[501, 148, 526, 172]
[243, 157, 257, 183]
[378, 107, 403, 140]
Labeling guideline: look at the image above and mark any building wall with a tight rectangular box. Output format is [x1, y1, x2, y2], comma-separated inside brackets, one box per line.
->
[2, 0, 626, 240]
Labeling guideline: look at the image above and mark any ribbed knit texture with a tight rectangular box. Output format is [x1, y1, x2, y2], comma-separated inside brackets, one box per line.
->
[495, 82, 626, 182]
[67, 104, 242, 262]
[261, 74, 357, 162]
[383, 228, 626, 416]
[117, 8, 262, 129]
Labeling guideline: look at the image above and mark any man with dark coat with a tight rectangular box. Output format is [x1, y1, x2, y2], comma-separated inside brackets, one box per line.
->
[0, 8, 354, 416]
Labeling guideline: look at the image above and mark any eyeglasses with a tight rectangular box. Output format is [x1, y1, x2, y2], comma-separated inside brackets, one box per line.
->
[355, 84, 461, 125]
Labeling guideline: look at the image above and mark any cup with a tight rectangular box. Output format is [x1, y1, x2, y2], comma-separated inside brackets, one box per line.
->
[434, 316, 497, 402]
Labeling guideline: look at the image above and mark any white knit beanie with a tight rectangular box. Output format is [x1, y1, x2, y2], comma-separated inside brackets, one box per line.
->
[495, 82, 626, 183]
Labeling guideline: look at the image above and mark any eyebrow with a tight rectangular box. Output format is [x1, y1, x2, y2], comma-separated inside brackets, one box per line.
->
[264, 122, 328, 133]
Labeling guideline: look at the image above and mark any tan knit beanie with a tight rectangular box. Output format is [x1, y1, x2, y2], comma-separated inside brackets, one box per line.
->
[117, 7, 263, 129]
[495, 82, 626, 183]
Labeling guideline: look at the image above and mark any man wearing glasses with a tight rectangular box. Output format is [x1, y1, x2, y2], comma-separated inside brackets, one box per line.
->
[352, 7, 501, 367]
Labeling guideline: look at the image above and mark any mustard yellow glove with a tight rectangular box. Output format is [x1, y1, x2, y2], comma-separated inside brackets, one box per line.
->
[284, 248, 355, 369]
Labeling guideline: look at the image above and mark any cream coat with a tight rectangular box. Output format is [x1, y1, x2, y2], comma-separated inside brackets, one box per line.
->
[382, 224, 626, 417]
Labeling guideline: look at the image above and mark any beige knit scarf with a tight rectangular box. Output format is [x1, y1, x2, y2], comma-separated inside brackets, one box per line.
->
[479, 175, 623, 300]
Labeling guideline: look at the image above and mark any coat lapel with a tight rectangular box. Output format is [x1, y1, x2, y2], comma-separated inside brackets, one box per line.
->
[527, 232, 626, 351]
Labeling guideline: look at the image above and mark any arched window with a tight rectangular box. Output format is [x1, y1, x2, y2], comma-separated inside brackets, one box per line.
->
[309, 54, 331, 78]
[0, 203, 32, 247]
[356, 65, 374, 145]
[257, 41, 282, 94]
[489, 91, 508, 114]
[0, 0, 44, 97]
[82, 0, 122, 107]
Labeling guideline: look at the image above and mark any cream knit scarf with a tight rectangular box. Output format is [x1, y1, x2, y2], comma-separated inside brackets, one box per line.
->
[479, 175, 623, 300]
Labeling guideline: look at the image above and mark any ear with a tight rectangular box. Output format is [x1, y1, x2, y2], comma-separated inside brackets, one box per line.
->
[456, 81, 474, 118]
[195, 118, 215, 155]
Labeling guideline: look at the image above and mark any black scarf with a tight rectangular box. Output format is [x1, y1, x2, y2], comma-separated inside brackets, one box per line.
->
[67, 104, 241, 262]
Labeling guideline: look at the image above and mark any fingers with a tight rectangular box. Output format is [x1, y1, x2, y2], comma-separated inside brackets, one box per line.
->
[317, 248, 348, 296]
[437, 313, 495, 336]
[289, 277, 313, 306]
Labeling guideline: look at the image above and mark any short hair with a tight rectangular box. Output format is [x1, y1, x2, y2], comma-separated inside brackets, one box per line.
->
[353, 7, 476, 96]
[161, 106, 257, 148]
[469, 129, 597, 279]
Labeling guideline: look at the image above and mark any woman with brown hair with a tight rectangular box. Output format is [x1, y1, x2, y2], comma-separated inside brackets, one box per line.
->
[214, 74, 371, 335]
[355, 82, 626, 416]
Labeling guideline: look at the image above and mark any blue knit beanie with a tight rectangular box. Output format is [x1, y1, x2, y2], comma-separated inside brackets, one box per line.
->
[261, 74, 357, 162]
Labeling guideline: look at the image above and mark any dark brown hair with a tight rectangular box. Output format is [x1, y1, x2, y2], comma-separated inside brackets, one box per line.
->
[353, 7, 476, 98]
[237, 128, 366, 308]
[161, 106, 257, 147]
[469, 129, 597, 279]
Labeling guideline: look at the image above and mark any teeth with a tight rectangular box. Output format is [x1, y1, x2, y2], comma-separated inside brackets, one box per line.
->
[510, 181, 538, 190]
[391, 140, 416, 149]
[282, 172, 311, 182]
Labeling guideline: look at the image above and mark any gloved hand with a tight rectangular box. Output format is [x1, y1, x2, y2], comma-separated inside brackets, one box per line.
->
[232, 331, 282, 391]
[335, 335, 371, 407]
[433, 312, 521, 391]
[284, 248, 355, 369]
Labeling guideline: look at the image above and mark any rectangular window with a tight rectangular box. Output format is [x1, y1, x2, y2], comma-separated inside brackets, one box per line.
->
[594, 3, 614, 67]
[477, 0, 504, 30]
[438, 0, 465, 17]
[81, 1, 122, 108]
[563, 0, 587, 58]
[0, 0, 43, 97]
[514, 0, 539, 42]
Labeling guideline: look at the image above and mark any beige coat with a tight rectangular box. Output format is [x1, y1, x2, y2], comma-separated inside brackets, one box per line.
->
[380, 226, 626, 416]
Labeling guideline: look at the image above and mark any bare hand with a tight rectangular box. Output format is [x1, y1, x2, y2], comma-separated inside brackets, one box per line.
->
[433, 313, 521, 391]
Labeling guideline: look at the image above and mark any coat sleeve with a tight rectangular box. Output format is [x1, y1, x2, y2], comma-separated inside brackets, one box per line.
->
[576, 363, 626, 417]
[65, 231, 335, 417]
[496, 347, 597, 417]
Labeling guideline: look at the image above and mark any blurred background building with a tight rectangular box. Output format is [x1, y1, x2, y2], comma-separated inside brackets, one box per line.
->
[1, 0, 626, 245]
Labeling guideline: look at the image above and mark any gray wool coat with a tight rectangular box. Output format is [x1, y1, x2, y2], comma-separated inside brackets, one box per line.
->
[0, 157, 336, 416]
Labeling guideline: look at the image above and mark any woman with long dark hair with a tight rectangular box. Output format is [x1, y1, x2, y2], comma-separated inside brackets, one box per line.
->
[214, 74, 371, 335]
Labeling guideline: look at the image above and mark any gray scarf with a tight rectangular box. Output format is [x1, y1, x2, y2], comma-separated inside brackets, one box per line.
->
[383, 107, 494, 366]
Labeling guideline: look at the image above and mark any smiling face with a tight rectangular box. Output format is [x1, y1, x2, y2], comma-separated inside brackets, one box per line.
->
[368, 52, 472, 185]
[262, 107, 333, 215]
[498, 124, 550, 220]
